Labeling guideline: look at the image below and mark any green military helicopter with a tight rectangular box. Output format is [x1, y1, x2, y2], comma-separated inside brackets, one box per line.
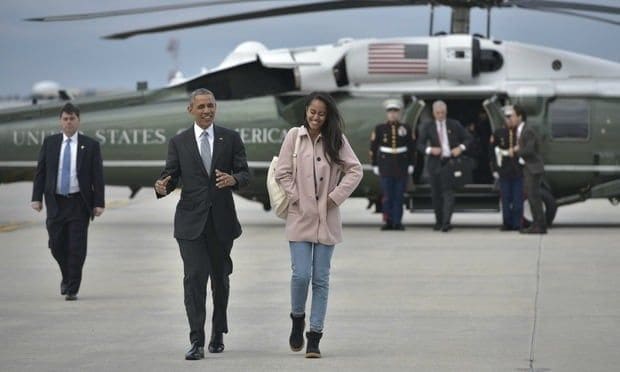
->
[2, 0, 620, 226]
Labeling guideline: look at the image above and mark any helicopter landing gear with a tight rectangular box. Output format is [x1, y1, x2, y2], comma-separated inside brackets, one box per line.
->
[129, 185, 141, 199]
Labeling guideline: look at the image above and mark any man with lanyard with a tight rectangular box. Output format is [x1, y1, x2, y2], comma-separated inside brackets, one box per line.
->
[511, 104, 547, 234]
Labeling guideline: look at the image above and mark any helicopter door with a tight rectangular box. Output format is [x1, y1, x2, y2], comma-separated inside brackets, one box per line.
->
[403, 97, 425, 184]
[482, 95, 504, 132]
[403, 96, 426, 128]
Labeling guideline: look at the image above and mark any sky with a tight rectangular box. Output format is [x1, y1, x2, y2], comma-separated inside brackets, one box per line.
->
[1, 0, 619, 97]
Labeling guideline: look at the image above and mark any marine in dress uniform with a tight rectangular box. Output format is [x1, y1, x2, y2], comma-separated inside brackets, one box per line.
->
[369, 100, 416, 230]
[490, 106, 524, 231]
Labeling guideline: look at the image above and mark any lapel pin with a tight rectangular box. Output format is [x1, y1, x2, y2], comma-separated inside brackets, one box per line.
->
[219, 137, 223, 141]
[80, 145, 85, 149]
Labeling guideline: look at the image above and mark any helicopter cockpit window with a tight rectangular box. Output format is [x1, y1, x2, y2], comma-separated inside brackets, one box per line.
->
[479, 50, 503, 72]
[549, 99, 590, 140]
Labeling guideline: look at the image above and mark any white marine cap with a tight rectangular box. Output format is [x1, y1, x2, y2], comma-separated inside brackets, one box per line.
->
[384, 99, 402, 111]
[503, 105, 515, 116]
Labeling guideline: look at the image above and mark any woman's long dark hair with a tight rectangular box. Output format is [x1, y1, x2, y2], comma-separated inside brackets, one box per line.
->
[302, 92, 344, 165]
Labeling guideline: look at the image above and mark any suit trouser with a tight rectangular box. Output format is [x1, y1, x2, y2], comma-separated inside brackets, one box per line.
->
[429, 168, 455, 226]
[46, 195, 90, 295]
[524, 169, 546, 228]
[177, 212, 233, 347]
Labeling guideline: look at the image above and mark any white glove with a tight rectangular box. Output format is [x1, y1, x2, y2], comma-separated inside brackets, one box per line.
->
[373, 166, 380, 176]
[407, 165, 414, 175]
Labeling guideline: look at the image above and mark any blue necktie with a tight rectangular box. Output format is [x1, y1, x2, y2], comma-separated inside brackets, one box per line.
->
[60, 138, 71, 195]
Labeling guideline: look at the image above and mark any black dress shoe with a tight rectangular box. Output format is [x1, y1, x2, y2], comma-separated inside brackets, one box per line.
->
[433, 223, 442, 231]
[520, 226, 547, 234]
[441, 224, 453, 232]
[60, 281, 68, 295]
[208, 332, 225, 353]
[380, 223, 393, 231]
[65, 293, 78, 301]
[393, 224, 405, 231]
[185, 342, 205, 360]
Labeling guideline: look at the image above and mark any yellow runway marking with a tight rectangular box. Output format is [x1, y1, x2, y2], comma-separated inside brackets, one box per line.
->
[0, 221, 33, 233]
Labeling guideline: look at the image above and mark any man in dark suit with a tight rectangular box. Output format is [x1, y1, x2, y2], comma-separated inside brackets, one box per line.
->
[154, 88, 250, 360]
[511, 105, 547, 234]
[31, 103, 105, 301]
[417, 100, 472, 232]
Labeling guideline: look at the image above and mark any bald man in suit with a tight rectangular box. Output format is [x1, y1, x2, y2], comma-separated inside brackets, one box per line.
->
[417, 100, 471, 232]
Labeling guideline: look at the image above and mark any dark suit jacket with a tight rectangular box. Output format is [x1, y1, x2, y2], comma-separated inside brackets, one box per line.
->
[517, 123, 545, 175]
[417, 118, 472, 175]
[156, 125, 250, 241]
[32, 133, 105, 220]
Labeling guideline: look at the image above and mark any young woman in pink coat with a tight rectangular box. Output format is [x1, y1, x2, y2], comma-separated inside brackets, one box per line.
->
[275, 92, 363, 358]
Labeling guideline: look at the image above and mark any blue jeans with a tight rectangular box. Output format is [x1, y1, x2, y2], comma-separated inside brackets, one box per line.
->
[499, 177, 524, 229]
[289, 241, 334, 333]
[380, 176, 407, 225]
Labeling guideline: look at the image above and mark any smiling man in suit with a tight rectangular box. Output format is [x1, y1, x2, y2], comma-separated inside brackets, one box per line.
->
[31, 103, 105, 301]
[154, 88, 250, 360]
[417, 100, 472, 232]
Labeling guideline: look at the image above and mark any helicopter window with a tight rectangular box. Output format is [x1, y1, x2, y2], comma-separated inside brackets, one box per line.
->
[549, 99, 589, 140]
[478, 50, 503, 72]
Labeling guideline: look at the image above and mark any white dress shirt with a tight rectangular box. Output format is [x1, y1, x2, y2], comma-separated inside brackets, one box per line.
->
[426, 120, 466, 157]
[56, 132, 80, 194]
[517, 122, 525, 141]
[516, 122, 525, 165]
[194, 122, 214, 157]
[437, 121, 452, 158]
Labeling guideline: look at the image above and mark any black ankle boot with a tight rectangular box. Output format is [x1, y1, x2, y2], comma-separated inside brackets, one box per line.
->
[305, 331, 322, 358]
[289, 313, 305, 351]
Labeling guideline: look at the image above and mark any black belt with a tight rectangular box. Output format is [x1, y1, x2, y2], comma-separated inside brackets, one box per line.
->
[440, 157, 452, 166]
[56, 192, 81, 199]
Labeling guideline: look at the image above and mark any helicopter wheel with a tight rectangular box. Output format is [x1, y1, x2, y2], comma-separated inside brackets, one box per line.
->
[262, 199, 272, 211]
[522, 188, 557, 227]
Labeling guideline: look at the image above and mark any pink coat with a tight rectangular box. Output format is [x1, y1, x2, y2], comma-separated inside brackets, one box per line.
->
[275, 126, 363, 245]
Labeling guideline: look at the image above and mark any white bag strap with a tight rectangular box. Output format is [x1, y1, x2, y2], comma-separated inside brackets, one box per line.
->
[292, 127, 301, 179]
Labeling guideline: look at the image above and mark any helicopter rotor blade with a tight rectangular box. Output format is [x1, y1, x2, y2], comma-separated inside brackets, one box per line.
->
[103, 0, 428, 39]
[25, 0, 274, 22]
[26, 0, 620, 40]
[515, 6, 620, 26]
[506, 0, 620, 15]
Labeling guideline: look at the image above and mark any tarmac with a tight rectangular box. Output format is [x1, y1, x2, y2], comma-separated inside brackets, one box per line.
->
[1, 181, 619, 372]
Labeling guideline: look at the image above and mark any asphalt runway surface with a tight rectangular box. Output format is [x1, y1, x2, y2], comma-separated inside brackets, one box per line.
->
[1, 182, 619, 371]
